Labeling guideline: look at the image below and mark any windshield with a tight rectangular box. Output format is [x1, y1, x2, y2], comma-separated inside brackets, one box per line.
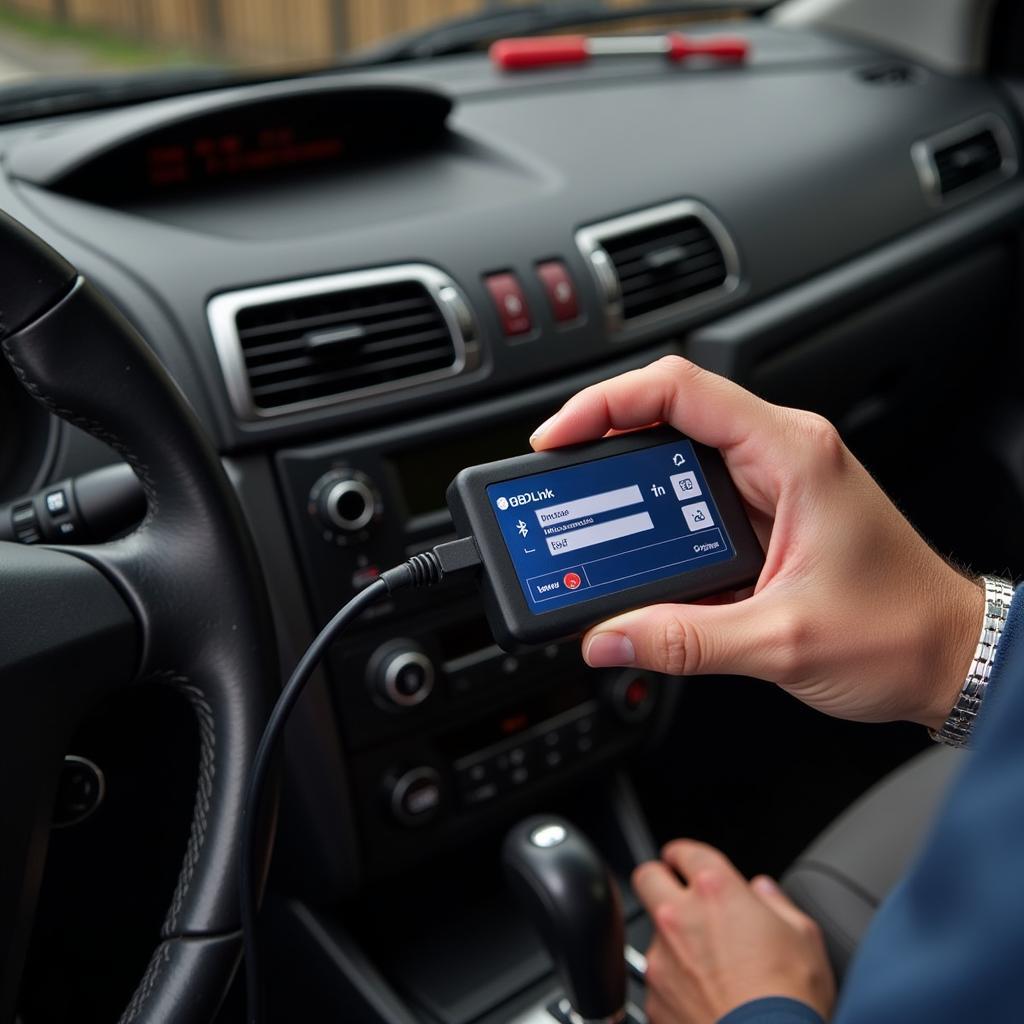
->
[0, 1, 762, 91]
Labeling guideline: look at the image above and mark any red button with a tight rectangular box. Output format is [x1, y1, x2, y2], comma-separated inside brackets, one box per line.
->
[536, 260, 579, 323]
[485, 272, 533, 336]
[624, 677, 650, 709]
[563, 572, 582, 590]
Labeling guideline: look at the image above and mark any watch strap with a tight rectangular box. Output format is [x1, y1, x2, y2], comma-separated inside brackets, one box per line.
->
[930, 575, 1016, 748]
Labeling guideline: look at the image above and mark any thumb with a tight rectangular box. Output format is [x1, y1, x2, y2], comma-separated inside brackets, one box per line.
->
[750, 875, 813, 931]
[582, 596, 786, 679]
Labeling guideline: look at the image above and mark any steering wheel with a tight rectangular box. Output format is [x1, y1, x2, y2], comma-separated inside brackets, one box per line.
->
[0, 210, 278, 1022]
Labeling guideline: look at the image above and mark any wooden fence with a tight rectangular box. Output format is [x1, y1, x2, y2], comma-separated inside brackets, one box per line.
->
[0, 0, 668, 65]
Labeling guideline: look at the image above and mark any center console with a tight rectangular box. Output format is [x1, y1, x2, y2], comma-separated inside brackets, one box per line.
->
[276, 397, 676, 877]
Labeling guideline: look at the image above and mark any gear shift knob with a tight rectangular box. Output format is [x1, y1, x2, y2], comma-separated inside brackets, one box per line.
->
[503, 816, 626, 1023]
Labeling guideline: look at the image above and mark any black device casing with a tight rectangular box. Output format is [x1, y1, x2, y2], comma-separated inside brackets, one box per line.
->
[446, 426, 764, 651]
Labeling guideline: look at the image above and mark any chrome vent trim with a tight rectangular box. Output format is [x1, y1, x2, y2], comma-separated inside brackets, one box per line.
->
[208, 264, 479, 420]
[575, 199, 740, 334]
[911, 114, 1018, 207]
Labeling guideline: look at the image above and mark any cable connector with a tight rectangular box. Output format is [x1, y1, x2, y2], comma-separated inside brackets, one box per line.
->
[380, 536, 481, 593]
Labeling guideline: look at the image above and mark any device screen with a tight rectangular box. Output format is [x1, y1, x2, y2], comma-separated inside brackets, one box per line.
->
[486, 439, 736, 615]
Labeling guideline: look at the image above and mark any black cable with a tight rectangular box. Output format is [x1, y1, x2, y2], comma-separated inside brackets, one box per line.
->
[240, 538, 480, 1024]
[240, 578, 386, 1022]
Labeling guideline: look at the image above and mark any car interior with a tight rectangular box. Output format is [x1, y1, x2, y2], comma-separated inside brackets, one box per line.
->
[3, 0, 1024, 1021]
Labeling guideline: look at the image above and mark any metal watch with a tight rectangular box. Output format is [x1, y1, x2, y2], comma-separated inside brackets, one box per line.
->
[930, 575, 1016, 748]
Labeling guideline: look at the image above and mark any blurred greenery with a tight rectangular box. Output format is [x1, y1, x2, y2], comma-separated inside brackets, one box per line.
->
[0, 6, 206, 69]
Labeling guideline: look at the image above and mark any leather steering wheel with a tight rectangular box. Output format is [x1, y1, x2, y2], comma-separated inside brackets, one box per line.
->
[0, 210, 277, 1022]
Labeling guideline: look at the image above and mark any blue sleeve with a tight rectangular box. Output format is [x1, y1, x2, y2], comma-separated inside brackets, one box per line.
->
[830, 585, 1024, 1023]
[717, 997, 824, 1024]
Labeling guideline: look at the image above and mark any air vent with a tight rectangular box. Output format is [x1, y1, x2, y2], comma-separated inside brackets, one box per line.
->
[912, 115, 1017, 205]
[857, 63, 917, 86]
[208, 265, 479, 419]
[576, 200, 738, 332]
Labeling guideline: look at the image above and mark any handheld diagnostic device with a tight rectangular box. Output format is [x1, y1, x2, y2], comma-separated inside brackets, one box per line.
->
[447, 426, 763, 649]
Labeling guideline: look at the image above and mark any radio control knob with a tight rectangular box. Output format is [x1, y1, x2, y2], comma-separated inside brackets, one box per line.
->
[368, 640, 435, 709]
[385, 766, 443, 827]
[312, 471, 377, 534]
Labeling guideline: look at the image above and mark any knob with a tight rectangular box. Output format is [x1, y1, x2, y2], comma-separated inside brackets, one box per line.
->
[503, 816, 626, 1023]
[607, 671, 657, 723]
[385, 766, 443, 827]
[311, 470, 377, 534]
[53, 755, 106, 828]
[368, 639, 435, 709]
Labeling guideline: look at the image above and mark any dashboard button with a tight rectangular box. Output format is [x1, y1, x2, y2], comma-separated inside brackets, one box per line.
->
[485, 272, 533, 336]
[368, 641, 435, 710]
[388, 766, 443, 826]
[324, 478, 375, 531]
[351, 565, 381, 590]
[575, 715, 595, 735]
[536, 260, 579, 322]
[625, 677, 649, 709]
[393, 658, 430, 698]
[310, 469, 380, 540]
[53, 755, 106, 828]
[45, 489, 68, 515]
[463, 782, 499, 806]
[608, 671, 658, 722]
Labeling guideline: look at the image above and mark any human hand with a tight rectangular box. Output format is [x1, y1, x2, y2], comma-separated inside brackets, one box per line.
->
[633, 841, 835, 1024]
[530, 356, 983, 729]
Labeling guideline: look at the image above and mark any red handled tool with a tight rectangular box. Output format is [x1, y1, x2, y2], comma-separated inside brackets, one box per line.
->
[490, 31, 749, 71]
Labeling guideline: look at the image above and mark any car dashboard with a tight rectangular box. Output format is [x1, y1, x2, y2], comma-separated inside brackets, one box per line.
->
[4, 18, 1024, 1022]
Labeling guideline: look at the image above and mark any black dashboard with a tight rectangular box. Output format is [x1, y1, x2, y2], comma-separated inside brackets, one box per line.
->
[5, 16, 1024, 1022]
[3, 23, 1021, 449]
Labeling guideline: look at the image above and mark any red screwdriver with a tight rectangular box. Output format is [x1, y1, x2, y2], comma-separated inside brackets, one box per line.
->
[490, 31, 749, 71]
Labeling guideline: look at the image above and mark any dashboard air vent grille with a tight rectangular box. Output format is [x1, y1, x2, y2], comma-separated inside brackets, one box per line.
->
[208, 265, 478, 419]
[857, 64, 916, 86]
[912, 115, 1017, 205]
[933, 129, 1003, 195]
[576, 200, 738, 332]
[604, 216, 728, 322]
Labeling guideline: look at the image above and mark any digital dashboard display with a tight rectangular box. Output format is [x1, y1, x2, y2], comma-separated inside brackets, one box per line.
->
[487, 439, 735, 615]
[51, 86, 453, 203]
[145, 126, 345, 187]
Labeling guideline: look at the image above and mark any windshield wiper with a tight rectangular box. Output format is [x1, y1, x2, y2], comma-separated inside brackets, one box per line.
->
[352, 1, 770, 64]
[0, 66, 272, 125]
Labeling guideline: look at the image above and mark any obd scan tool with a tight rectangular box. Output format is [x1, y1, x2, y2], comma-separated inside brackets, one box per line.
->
[448, 425, 764, 648]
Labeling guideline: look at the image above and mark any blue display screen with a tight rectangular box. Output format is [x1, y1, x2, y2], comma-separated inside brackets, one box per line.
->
[487, 439, 736, 615]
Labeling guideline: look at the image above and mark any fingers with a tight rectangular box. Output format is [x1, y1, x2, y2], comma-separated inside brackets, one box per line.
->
[633, 860, 684, 918]
[661, 840, 745, 893]
[530, 356, 773, 452]
[582, 597, 791, 681]
[750, 875, 815, 931]
[644, 988, 678, 1024]
[634, 842, 745, 918]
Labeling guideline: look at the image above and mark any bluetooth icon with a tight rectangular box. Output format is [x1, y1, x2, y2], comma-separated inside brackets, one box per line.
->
[516, 520, 529, 538]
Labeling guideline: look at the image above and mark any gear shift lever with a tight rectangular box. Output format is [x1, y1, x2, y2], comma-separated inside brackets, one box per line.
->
[503, 816, 627, 1024]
